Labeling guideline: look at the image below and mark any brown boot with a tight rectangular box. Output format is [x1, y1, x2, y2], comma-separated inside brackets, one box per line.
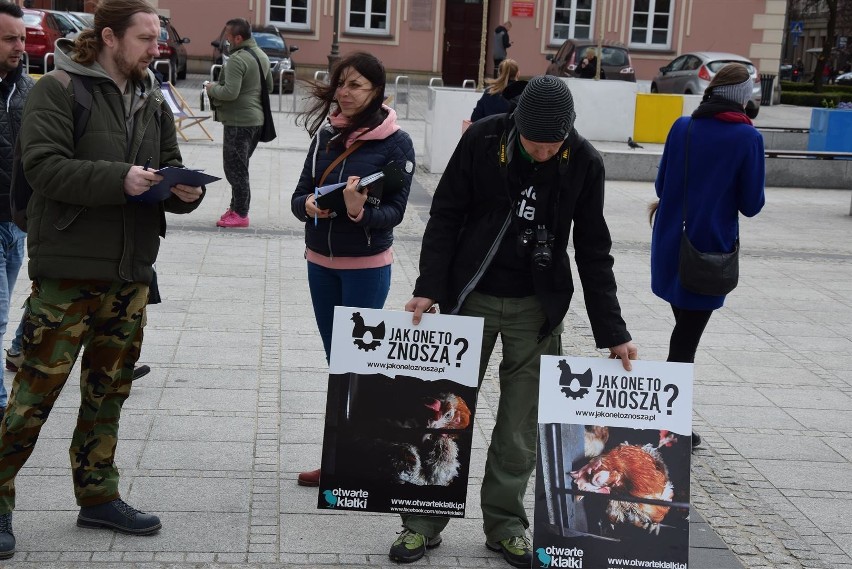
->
[297, 468, 321, 487]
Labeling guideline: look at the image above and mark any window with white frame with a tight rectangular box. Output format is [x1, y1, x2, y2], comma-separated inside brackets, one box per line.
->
[347, 0, 389, 34]
[269, 0, 310, 30]
[629, 0, 672, 48]
[552, 0, 593, 43]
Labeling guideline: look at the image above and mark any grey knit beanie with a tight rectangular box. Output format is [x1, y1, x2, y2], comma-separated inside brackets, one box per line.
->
[712, 77, 754, 106]
[514, 75, 576, 142]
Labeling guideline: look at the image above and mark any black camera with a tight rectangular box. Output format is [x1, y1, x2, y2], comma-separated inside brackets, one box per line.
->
[517, 225, 555, 270]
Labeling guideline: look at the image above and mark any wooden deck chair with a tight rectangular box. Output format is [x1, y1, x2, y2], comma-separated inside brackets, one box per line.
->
[161, 82, 213, 142]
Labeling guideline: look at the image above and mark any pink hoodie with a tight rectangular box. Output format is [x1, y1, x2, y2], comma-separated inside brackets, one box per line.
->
[328, 104, 401, 148]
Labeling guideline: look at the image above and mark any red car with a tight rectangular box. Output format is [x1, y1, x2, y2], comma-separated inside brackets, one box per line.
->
[23, 8, 64, 73]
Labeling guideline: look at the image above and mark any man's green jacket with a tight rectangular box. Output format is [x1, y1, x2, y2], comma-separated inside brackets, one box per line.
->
[208, 37, 273, 127]
[20, 38, 204, 285]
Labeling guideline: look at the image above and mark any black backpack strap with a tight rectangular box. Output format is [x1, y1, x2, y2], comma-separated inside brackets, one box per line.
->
[44, 69, 95, 145]
[67, 73, 93, 144]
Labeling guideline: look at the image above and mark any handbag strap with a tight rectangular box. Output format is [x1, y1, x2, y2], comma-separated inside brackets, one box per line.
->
[318, 140, 365, 186]
[245, 48, 270, 101]
[680, 118, 740, 241]
[681, 119, 694, 233]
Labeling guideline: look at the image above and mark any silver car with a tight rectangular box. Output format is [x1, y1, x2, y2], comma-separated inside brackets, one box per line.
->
[651, 51, 761, 112]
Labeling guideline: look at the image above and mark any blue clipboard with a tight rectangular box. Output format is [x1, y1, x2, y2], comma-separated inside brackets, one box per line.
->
[129, 167, 221, 203]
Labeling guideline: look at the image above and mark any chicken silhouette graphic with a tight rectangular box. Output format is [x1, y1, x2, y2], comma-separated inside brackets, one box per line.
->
[351, 311, 385, 351]
[322, 490, 337, 508]
[535, 547, 553, 568]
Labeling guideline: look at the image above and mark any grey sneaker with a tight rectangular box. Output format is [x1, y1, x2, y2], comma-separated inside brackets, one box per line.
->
[388, 528, 442, 563]
[486, 535, 533, 568]
[0, 512, 14, 559]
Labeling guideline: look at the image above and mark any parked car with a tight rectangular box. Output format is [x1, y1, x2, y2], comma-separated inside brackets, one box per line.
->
[69, 11, 94, 28]
[211, 25, 299, 94]
[156, 15, 189, 84]
[46, 10, 84, 39]
[22, 8, 64, 73]
[835, 71, 852, 85]
[545, 39, 635, 82]
[651, 52, 761, 115]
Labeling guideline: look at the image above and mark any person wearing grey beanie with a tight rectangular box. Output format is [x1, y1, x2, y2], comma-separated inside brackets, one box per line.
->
[388, 74, 637, 568]
[513, 75, 576, 142]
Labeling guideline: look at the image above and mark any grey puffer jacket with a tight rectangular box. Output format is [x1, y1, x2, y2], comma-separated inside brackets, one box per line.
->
[0, 64, 34, 221]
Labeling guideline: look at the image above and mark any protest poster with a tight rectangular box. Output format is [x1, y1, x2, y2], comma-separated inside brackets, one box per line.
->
[316, 307, 483, 516]
[533, 356, 693, 569]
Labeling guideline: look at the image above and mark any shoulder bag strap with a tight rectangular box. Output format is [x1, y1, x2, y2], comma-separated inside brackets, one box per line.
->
[245, 48, 270, 98]
[681, 119, 740, 243]
[681, 119, 693, 234]
[318, 140, 365, 186]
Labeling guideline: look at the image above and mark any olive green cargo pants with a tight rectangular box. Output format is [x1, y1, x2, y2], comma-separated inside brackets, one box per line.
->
[402, 292, 563, 543]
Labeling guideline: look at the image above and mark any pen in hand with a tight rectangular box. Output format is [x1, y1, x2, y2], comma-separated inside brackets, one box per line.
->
[143, 157, 152, 171]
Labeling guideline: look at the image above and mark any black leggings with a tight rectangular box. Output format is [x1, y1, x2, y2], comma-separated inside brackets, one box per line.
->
[667, 305, 713, 363]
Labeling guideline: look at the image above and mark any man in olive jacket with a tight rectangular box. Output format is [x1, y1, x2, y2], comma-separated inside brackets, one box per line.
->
[205, 17, 272, 228]
[0, 0, 203, 559]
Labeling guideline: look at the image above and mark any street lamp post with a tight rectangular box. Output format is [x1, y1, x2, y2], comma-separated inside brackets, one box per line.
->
[327, 0, 341, 73]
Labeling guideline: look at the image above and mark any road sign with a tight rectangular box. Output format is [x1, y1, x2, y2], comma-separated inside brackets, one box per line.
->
[790, 20, 804, 35]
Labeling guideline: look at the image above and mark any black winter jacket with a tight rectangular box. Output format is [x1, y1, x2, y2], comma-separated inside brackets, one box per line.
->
[0, 64, 34, 221]
[291, 122, 415, 258]
[413, 113, 631, 346]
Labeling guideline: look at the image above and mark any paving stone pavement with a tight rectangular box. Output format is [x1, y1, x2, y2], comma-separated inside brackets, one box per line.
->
[0, 76, 848, 568]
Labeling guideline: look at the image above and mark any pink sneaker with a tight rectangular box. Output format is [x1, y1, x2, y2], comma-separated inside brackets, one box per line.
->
[217, 211, 249, 228]
[219, 208, 232, 221]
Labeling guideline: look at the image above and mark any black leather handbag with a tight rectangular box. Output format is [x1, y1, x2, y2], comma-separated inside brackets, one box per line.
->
[247, 49, 276, 143]
[677, 120, 739, 296]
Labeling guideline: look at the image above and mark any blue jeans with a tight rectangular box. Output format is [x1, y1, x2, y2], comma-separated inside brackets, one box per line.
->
[9, 315, 23, 355]
[307, 262, 392, 360]
[0, 223, 26, 408]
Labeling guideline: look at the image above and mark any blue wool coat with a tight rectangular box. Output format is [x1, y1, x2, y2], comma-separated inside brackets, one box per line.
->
[651, 116, 765, 310]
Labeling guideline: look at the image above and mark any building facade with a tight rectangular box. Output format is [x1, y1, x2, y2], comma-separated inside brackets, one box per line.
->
[29, 0, 790, 84]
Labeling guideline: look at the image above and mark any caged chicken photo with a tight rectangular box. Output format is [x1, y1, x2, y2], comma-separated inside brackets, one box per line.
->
[535, 423, 690, 551]
[568, 426, 688, 539]
[323, 373, 476, 488]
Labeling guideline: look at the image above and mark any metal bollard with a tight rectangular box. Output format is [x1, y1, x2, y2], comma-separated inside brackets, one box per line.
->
[428, 77, 444, 87]
[462, 79, 475, 89]
[44, 52, 54, 73]
[210, 64, 222, 83]
[22, 52, 29, 75]
[153, 59, 171, 83]
[394, 75, 410, 119]
[314, 70, 329, 83]
[278, 69, 297, 113]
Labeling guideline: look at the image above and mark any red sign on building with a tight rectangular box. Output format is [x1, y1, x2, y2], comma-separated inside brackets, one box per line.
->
[511, 1, 534, 17]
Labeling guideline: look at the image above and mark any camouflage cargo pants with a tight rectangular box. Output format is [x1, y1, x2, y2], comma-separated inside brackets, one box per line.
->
[0, 278, 148, 513]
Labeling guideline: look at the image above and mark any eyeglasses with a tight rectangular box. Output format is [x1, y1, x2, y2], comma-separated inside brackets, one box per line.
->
[335, 81, 373, 93]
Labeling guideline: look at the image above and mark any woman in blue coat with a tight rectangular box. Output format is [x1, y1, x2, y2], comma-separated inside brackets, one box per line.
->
[651, 63, 765, 447]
